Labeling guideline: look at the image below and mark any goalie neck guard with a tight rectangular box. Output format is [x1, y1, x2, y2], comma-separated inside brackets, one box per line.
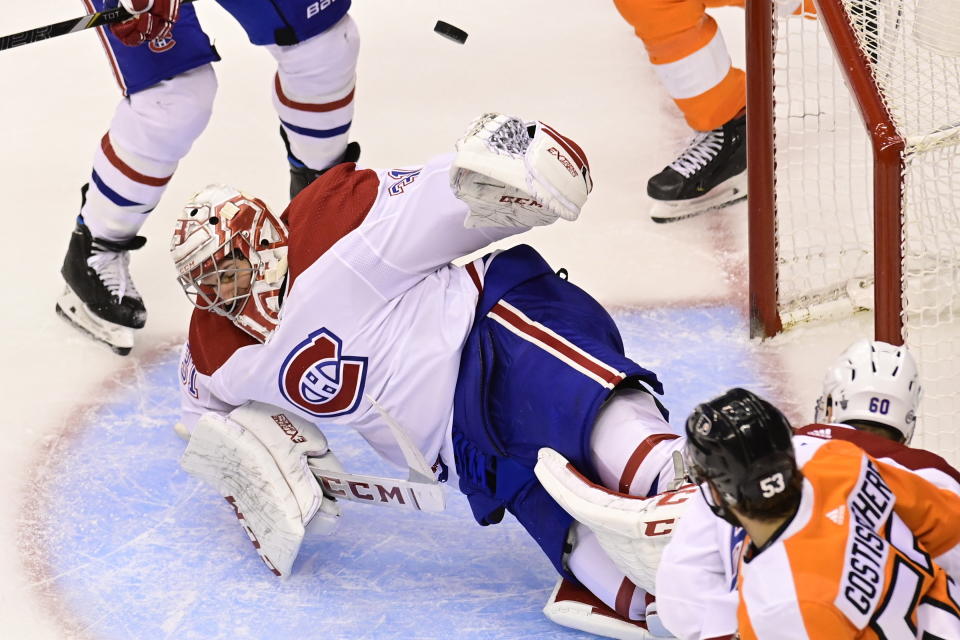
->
[171, 185, 289, 342]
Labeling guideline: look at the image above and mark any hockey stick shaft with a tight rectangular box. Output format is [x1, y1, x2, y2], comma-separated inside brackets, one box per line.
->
[0, 0, 196, 53]
[306, 394, 446, 513]
[364, 393, 438, 483]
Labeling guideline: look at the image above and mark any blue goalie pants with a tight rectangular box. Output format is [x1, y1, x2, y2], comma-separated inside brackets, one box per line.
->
[452, 244, 666, 578]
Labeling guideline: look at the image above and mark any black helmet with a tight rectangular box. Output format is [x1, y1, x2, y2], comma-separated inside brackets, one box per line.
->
[684, 388, 796, 513]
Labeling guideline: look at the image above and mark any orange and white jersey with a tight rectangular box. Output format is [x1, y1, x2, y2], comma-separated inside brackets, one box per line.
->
[736, 439, 960, 639]
[657, 426, 960, 640]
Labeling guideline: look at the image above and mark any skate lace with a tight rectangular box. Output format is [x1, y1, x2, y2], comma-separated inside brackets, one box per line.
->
[668, 128, 724, 178]
[88, 246, 140, 301]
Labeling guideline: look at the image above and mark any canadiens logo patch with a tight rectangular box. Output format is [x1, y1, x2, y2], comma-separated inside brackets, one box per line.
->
[278, 328, 367, 417]
[148, 36, 176, 53]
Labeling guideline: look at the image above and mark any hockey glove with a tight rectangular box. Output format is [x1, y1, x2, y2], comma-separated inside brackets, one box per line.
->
[180, 402, 341, 577]
[451, 113, 592, 228]
[110, 0, 181, 46]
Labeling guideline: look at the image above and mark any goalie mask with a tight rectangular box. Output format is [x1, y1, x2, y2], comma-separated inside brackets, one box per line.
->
[171, 185, 289, 342]
[684, 388, 797, 525]
[815, 339, 922, 443]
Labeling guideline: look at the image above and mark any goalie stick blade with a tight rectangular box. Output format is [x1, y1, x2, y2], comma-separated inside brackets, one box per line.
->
[649, 172, 747, 224]
[56, 286, 135, 355]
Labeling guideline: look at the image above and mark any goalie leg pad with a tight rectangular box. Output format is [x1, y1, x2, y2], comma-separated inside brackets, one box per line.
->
[180, 403, 342, 577]
[534, 447, 698, 593]
[543, 578, 667, 640]
[450, 113, 592, 228]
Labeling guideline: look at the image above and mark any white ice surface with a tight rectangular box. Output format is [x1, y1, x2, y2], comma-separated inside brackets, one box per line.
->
[0, 2, 870, 638]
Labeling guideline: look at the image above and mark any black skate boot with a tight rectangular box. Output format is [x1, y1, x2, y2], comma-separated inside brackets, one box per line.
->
[56, 188, 147, 355]
[647, 113, 747, 223]
[280, 126, 362, 200]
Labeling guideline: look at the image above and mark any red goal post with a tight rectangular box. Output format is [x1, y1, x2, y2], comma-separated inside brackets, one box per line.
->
[746, 0, 960, 464]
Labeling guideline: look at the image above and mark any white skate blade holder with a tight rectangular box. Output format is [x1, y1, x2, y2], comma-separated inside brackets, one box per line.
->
[649, 172, 747, 224]
[55, 285, 135, 355]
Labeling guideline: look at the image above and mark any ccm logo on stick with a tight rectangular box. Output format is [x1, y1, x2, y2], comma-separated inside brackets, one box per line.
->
[317, 476, 408, 505]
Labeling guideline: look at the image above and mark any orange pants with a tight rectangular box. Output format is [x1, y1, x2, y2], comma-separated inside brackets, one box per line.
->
[613, 0, 745, 131]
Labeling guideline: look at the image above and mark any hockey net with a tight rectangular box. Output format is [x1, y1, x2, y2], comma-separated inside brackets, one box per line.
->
[747, 0, 960, 465]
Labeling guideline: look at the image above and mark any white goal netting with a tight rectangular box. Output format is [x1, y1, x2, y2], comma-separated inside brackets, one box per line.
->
[771, 0, 960, 464]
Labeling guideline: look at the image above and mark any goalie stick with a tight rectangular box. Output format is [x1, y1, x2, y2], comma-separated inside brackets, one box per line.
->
[306, 394, 446, 513]
[0, 0, 196, 53]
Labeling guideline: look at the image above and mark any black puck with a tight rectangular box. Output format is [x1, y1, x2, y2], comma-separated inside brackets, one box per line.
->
[434, 20, 468, 44]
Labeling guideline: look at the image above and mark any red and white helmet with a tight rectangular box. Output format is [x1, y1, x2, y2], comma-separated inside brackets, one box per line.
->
[170, 185, 289, 342]
[814, 339, 922, 442]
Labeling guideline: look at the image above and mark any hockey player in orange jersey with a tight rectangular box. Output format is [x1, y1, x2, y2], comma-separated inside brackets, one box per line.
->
[535, 340, 960, 639]
[613, 0, 812, 222]
[683, 388, 960, 639]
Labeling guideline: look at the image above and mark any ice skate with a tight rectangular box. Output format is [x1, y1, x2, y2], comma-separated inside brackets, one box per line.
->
[56, 213, 147, 356]
[647, 113, 746, 223]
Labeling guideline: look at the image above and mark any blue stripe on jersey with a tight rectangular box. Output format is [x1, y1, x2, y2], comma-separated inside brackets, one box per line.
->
[280, 119, 352, 139]
[90, 171, 143, 208]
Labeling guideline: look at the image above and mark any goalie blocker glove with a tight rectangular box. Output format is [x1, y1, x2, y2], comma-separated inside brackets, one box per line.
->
[180, 402, 342, 577]
[450, 113, 592, 228]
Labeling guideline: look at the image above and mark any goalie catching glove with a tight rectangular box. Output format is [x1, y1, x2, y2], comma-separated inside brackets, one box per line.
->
[451, 113, 593, 228]
[535, 447, 698, 594]
[180, 402, 342, 577]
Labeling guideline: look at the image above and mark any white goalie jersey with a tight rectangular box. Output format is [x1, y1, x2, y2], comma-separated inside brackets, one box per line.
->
[178, 153, 525, 475]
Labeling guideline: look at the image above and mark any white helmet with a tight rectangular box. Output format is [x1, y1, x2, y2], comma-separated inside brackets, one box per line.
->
[170, 185, 289, 342]
[814, 339, 922, 442]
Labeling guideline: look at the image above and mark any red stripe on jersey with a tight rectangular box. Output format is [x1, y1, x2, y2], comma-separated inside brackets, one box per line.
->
[619, 433, 681, 494]
[84, 0, 128, 95]
[489, 301, 625, 388]
[564, 462, 648, 500]
[541, 123, 590, 171]
[615, 577, 637, 619]
[274, 74, 355, 112]
[465, 261, 483, 293]
[101, 133, 172, 187]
